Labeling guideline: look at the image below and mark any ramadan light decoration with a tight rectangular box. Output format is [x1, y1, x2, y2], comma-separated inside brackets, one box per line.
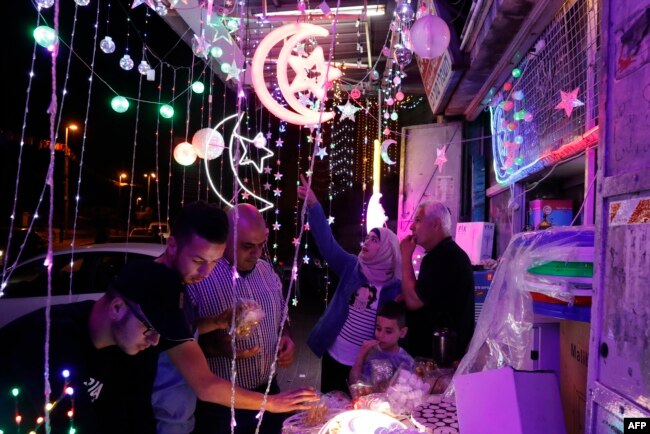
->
[555, 87, 584, 117]
[409, 14, 450, 59]
[192, 128, 225, 160]
[192, 34, 210, 59]
[119, 54, 134, 70]
[210, 46, 223, 58]
[220, 62, 231, 74]
[191, 81, 205, 94]
[366, 140, 389, 233]
[203, 114, 275, 211]
[33, 26, 57, 51]
[99, 36, 116, 54]
[380, 139, 397, 165]
[137, 60, 151, 75]
[74, 0, 90, 6]
[434, 146, 448, 172]
[159, 104, 174, 119]
[251, 23, 342, 125]
[110, 96, 129, 113]
[36, 0, 54, 8]
[337, 101, 361, 122]
[173, 142, 198, 166]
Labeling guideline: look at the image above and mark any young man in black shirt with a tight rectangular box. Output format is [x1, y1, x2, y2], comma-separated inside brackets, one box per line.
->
[399, 201, 475, 361]
[0, 261, 191, 434]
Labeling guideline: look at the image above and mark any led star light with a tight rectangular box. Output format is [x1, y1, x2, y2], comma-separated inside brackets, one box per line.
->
[337, 101, 361, 122]
[555, 87, 584, 117]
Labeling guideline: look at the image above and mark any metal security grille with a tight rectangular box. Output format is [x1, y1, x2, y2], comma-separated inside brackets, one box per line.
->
[490, 0, 600, 185]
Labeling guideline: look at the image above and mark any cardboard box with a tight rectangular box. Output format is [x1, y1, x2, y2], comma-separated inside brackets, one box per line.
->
[455, 367, 566, 434]
[473, 270, 494, 323]
[455, 222, 495, 265]
[529, 199, 573, 229]
[559, 320, 589, 434]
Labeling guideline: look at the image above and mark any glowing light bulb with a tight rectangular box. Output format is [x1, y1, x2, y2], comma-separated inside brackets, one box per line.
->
[11, 388, 19, 397]
[512, 68, 522, 78]
[100, 36, 116, 54]
[210, 46, 223, 58]
[45, 403, 54, 412]
[119, 54, 134, 71]
[191, 81, 205, 94]
[36, 417, 44, 424]
[111, 96, 129, 113]
[220, 63, 231, 74]
[159, 104, 174, 119]
[65, 387, 74, 396]
[62, 369, 70, 378]
[33, 26, 57, 51]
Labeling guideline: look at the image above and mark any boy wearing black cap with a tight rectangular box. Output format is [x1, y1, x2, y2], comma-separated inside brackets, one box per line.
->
[0, 261, 189, 434]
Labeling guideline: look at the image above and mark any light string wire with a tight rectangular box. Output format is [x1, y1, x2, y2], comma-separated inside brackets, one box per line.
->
[154, 61, 165, 230]
[0, 12, 42, 292]
[44, 0, 62, 430]
[69, 0, 102, 301]
[254, 2, 344, 432]
[165, 69, 178, 229]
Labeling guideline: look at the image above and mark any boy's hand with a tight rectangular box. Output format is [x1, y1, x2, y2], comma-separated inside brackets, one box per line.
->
[359, 339, 379, 356]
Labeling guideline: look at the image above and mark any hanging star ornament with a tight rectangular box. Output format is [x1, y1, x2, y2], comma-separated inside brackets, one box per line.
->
[272, 222, 281, 231]
[434, 146, 448, 172]
[316, 147, 328, 160]
[337, 101, 361, 122]
[555, 87, 584, 117]
[237, 132, 274, 173]
[132, 0, 155, 9]
[226, 62, 241, 81]
[263, 182, 272, 191]
[327, 216, 335, 225]
[292, 297, 299, 307]
[287, 46, 342, 100]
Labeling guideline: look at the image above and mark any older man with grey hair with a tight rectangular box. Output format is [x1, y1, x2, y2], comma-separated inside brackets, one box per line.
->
[399, 201, 475, 362]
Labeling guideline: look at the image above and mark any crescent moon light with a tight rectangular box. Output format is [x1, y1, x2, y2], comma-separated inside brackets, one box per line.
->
[251, 23, 341, 126]
[380, 139, 397, 165]
[203, 114, 275, 212]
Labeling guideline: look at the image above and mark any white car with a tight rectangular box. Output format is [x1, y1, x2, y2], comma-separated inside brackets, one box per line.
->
[0, 243, 165, 328]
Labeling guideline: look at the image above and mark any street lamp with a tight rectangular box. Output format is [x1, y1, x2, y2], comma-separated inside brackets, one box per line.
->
[61, 123, 78, 242]
[144, 172, 156, 207]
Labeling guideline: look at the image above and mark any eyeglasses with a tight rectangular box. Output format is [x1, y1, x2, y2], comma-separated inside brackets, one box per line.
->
[124, 299, 159, 338]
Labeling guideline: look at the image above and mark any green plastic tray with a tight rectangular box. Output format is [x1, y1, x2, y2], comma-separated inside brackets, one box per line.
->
[527, 261, 593, 277]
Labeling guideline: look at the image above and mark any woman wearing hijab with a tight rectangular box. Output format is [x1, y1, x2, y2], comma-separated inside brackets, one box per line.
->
[298, 176, 402, 393]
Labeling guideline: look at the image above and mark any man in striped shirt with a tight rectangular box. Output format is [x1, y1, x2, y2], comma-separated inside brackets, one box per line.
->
[189, 203, 295, 434]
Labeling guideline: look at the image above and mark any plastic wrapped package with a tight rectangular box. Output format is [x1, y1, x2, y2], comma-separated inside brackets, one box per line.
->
[444, 226, 594, 399]
[385, 367, 431, 415]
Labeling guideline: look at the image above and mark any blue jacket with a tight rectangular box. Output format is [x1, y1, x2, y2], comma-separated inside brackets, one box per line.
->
[306, 203, 402, 358]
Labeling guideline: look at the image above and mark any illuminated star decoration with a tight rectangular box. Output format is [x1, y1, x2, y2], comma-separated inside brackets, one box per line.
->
[237, 132, 274, 173]
[241, 191, 250, 200]
[297, 92, 312, 106]
[434, 146, 448, 172]
[263, 166, 272, 174]
[210, 20, 234, 46]
[302, 255, 310, 264]
[337, 101, 361, 122]
[327, 216, 335, 225]
[272, 222, 281, 231]
[287, 46, 342, 100]
[292, 237, 300, 246]
[316, 147, 328, 160]
[554, 87, 584, 117]
[275, 138, 284, 148]
[273, 188, 282, 197]
[226, 62, 241, 81]
[291, 297, 298, 306]
[274, 172, 283, 181]
[263, 182, 272, 190]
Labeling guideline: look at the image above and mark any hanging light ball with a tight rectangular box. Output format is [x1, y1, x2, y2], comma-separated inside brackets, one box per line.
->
[513, 90, 525, 101]
[138, 60, 151, 75]
[390, 112, 399, 121]
[514, 135, 524, 145]
[36, 0, 54, 8]
[350, 88, 361, 100]
[220, 63, 231, 74]
[120, 54, 134, 71]
[210, 46, 223, 59]
[515, 156, 524, 165]
[74, 0, 90, 5]
[393, 44, 412, 67]
[174, 142, 198, 166]
[512, 68, 522, 78]
[100, 36, 116, 54]
[503, 100, 514, 111]
[503, 82, 513, 91]
[395, 91, 405, 101]
[191, 129, 225, 160]
[386, 98, 395, 106]
[253, 135, 267, 149]
[395, 1, 415, 24]
[409, 14, 450, 59]
[371, 70, 380, 81]
[384, 112, 390, 120]
[383, 127, 391, 136]
[524, 112, 534, 122]
[110, 96, 129, 113]
[393, 76, 402, 86]
[159, 104, 174, 119]
[33, 26, 57, 51]
[191, 81, 205, 94]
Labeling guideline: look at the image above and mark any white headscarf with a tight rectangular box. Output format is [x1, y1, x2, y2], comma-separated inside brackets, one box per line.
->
[358, 227, 402, 286]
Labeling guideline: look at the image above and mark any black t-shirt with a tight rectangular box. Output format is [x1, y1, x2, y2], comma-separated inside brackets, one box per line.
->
[0, 301, 157, 434]
[405, 237, 475, 359]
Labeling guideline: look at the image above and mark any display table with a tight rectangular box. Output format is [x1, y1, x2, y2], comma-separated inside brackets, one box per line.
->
[282, 394, 459, 434]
